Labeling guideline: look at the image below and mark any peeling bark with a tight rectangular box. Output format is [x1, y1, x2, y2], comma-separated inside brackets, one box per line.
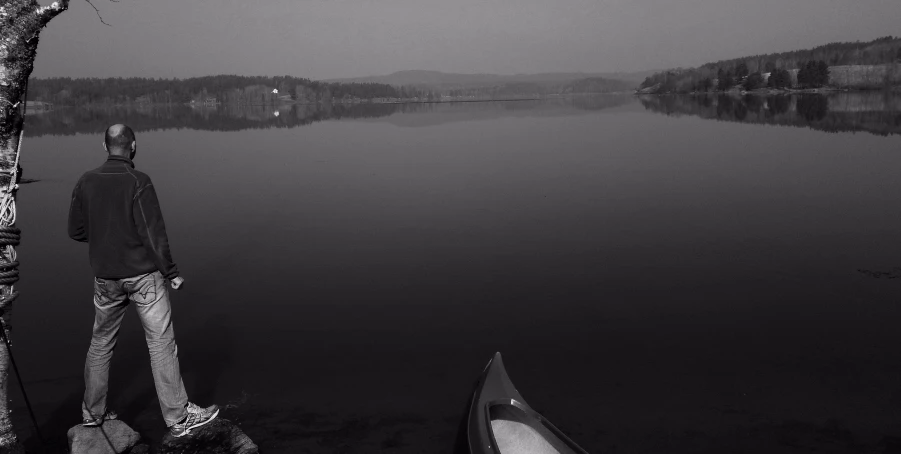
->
[0, 0, 69, 449]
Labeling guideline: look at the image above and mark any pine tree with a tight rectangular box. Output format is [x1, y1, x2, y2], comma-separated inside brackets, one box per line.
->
[744, 72, 765, 90]
[735, 62, 750, 81]
[817, 60, 830, 87]
[717, 70, 734, 91]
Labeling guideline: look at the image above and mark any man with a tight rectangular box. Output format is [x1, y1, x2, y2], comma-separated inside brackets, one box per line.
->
[68, 124, 218, 437]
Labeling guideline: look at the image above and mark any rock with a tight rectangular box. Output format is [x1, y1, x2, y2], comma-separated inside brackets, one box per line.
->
[0, 442, 26, 454]
[127, 444, 151, 454]
[880, 436, 901, 453]
[68, 420, 141, 454]
[160, 418, 258, 454]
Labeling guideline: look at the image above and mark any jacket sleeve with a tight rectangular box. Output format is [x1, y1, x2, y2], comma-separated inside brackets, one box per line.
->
[67, 179, 88, 242]
[133, 182, 179, 280]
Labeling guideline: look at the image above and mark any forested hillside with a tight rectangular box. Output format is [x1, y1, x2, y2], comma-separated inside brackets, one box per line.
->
[639, 36, 901, 93]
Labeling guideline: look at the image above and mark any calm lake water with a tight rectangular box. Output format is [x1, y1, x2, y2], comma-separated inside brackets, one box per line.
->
[12, 94, 901, 452]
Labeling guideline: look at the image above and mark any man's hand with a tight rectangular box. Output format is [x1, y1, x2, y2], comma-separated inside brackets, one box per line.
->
[170, 276, 184, 290]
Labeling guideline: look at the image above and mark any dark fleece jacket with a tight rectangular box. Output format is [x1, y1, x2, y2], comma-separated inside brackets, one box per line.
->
[68, 155, 179, 280]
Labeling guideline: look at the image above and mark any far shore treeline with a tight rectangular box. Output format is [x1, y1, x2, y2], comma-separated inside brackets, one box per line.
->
[26, 73, 635, 107]
[639, 36, 901, 94]
[26, 75, 435, 106]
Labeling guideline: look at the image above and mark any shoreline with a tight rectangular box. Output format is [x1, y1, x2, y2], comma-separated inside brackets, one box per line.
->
[635, 86, 900, 96]
[35, 93, 635, 110]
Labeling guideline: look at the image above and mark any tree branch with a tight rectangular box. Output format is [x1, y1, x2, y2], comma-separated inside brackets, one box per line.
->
[82, 0, 110, 26]
[34, 0, 115, 27]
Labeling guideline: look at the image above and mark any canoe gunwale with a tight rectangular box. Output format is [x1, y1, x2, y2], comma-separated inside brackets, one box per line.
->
[465, 352, 590, 454]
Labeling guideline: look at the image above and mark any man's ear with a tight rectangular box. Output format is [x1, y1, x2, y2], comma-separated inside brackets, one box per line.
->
[103, 142, 108, 153]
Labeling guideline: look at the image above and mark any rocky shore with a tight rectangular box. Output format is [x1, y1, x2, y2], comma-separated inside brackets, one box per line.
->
[66, 417, 257, 454]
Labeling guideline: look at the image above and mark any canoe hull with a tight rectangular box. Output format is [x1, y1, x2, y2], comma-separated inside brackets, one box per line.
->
[458, 352, 589, 454]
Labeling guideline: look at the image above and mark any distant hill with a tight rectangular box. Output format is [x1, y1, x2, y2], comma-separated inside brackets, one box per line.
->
[326, 69, 654, 89]
[324, 69, 651, 98]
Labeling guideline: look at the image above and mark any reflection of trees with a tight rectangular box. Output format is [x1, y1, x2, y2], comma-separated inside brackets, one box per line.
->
[732, 98, 748, 121]
[568, 94, 635, 111]
[796, 95, 829, 121]
[24, 95, 638, 137]
[743, 95, 764, 114]
[767, 96, 791, 116]
[639, 92, 901, 136]
[24, 103, 402, 137]
[715, 96, 733, 119]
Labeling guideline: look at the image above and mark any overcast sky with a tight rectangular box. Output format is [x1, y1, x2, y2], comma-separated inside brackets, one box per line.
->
[31, 0, 901, 80]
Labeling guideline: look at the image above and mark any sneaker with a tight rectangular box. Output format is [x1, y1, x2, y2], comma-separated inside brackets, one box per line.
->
[169, 402, 219, 438]
[185, 402, 217, 415]
[82, 410, 118, 427]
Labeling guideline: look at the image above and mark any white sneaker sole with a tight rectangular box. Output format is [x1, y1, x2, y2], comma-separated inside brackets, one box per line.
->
[172, 408, 220, 438]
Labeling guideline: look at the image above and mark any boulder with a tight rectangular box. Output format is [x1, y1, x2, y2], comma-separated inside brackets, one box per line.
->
[0, 442, 26, 454]
[127, 444, 151, 454]
[160, 418, 258, 454]
[68, 420, 141, 454]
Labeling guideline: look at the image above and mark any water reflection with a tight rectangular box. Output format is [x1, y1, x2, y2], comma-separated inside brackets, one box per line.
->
[639, 92, 901, 136]
[24, 95, 635, 137]
[23, 102, 398, 137]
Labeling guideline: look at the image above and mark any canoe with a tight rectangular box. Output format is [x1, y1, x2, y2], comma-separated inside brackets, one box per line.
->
[457, 352, 590, 454]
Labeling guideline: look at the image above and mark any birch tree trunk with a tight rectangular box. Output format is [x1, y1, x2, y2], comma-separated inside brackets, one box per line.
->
[0, 0, 69, 450]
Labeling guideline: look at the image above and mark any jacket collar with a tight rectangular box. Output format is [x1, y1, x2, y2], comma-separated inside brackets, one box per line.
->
[105, 155, 135, 168]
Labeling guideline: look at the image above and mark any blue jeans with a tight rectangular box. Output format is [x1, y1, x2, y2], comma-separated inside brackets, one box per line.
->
[83, 271, 188, 427]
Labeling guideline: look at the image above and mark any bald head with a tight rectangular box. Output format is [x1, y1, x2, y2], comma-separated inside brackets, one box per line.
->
[104, 124, 136, 156]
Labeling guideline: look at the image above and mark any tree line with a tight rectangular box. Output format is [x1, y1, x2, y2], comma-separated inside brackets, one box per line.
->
[640, 36, 901, 94]
[27, 73, 637, 106]
[26, 75, 434, 106]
